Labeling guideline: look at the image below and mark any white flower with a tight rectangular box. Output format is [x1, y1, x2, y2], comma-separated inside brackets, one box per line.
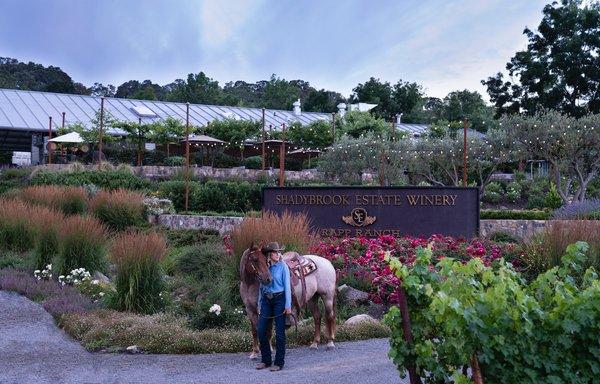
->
[99, 292, 105, 297]
[92, 280, 99, 285]
[46, 264, 52, 270]
[34, 270, 41, 274]
[209, 304, 222, 316]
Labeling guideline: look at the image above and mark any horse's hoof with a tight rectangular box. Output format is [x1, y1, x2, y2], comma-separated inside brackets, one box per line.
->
[326, 342, 336, 350]
[309, 342, 319, 350]
[249, 352, 259, 360]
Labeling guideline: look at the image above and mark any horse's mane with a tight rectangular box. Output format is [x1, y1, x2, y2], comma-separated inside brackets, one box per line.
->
[239, 247, 250, 279]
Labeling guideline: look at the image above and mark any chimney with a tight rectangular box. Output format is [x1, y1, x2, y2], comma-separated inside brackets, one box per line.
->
[337, 103, 347, 117]
[293, 99, 301, 115]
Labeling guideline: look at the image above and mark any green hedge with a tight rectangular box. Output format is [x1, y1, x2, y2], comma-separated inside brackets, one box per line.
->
[480, 209, 551, 220]
[30, 170, 151, 191]
[157, 180, 262, 213]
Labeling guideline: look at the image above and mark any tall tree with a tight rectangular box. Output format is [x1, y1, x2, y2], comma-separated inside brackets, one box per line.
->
[482, 0, 600, 117]
[166, 72, 224, 104]
[0, 57, 88, 94]
[262, 75, 300, 110]
[303, 89, 346, 113]
[392, 80, 426, 123]
[351, 77, 396, 120]
[89, 82, 116, 97]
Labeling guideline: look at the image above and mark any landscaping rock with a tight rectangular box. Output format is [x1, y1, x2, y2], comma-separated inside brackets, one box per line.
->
[126, 345, 141, 354]
[92, 271, 110, 284]
[367, 303, 388, 320]
[338, 284, 370, 305]
[344, 314, 379, 326]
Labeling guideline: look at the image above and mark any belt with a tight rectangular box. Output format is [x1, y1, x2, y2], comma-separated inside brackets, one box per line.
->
[264, 291, 284, 300]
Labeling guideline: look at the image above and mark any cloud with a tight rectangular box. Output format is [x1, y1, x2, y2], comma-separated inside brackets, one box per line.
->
[199, 0, 264, 48]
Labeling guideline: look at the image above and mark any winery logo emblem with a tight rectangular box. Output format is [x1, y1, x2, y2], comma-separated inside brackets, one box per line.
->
[342, 208, 376, 227]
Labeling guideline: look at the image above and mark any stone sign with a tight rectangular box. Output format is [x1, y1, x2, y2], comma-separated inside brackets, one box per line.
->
[262, 187, 480, 238]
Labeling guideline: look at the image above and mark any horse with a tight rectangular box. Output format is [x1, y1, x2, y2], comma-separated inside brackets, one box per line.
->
[239, 243, 337, 359]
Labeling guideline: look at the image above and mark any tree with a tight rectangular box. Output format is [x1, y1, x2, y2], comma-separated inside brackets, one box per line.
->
[337, 111, 390, 139]
[115, 80, 164, 100]
[303, 89, 345, 113]
[351, 77, 396, 120]
[502, 111, 600, 203]
[317, 134, 411, 185]
[0, 57, 88, 94]
[437, 90, 496, 132]
[166, 72, 224, 104]
[114, 121, 155, 166]
[287, 120, 334, 150]
[151, 117, 186, 157]
[262, 75, 300, 110]
[204, 119, 261, 159]
[89, 83, 116, 97]
[482, 0, 600, 117]
[407, 129, 512, 197]
[71, 109, 119, 145]
[392, 80, 427, 123]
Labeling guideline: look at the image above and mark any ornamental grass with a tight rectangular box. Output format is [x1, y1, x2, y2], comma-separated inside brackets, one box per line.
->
[0, 199, 36, 252]
[89, 189, 145, 231]
[228, 210, 315, 258]
[17, 185, 87, 215]
[523, 219, 600, 278]
[110, 231, 167, 314]
[56, 215, 108, 276]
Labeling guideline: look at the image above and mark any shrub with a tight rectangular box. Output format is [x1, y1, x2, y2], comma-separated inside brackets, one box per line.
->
[483, 181, 503, 203]
[176, 241, 227, 281]
[17, 185, 87, 215]
[89, 189, 145, 231]
[60, 308, 389, 354]
[31, 207, 63, 270]
[244, 156, 262, 169]
[164, 229, 221, 248]
[157, 181, 201, 212]
[480, 209, 551, 220]
[30, 170, 151, 190]
[0, 268, 94, 317]
[553, 198, 600, 219]
[311, 235, 523, 304]
[487, 231, 521, 244]
[110, 232, 167, 314]
[165, 156, 185, 166]
[56, 215, 108, 275]
[545, 182, 563, 209]
[0, 250, 29, 270]
[506, 181, 522, 203]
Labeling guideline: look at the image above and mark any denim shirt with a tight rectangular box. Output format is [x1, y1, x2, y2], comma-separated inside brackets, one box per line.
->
[258, 260, 292, 311]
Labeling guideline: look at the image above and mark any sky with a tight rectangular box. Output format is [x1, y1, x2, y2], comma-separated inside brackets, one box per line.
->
[0, 0, 548, 100]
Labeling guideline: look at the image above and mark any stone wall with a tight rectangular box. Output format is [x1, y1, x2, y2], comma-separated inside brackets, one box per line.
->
[155, 214, 243, 234]
[157, 214, 551, 239]
[480, 219, 549, 239]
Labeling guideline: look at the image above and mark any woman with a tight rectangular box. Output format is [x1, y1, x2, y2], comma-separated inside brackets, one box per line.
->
[255, 242, 292, 372]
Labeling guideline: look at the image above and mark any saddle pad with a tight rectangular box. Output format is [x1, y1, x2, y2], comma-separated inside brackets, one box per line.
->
[292, 259, 318, 278]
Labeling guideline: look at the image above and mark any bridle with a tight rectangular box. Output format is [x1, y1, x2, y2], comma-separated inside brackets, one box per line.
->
[247, 248, 266, 283]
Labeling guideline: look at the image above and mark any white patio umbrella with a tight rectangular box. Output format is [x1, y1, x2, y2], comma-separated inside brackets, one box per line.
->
[48, 131, 85, 143]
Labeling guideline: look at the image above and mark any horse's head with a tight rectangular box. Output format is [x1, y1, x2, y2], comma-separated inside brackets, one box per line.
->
[244, 242, 272, 284]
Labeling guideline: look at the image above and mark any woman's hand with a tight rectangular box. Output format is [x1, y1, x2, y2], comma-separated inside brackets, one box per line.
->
[284, 308, 291, 315]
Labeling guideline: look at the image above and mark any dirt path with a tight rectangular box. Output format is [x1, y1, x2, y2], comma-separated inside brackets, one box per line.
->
[0, 291, 405, 384]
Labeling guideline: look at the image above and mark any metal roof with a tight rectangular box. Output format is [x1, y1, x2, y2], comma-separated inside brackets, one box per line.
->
[0, 88, 330, 133]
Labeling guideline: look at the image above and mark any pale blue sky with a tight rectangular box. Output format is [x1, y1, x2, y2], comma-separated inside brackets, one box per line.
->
[0, 0, 548, 98]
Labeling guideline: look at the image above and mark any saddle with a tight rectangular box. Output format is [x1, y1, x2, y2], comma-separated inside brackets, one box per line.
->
[283, 252, 318, 313]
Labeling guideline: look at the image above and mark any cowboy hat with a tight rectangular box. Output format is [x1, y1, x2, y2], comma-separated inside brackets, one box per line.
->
[261, 242, 285, 254]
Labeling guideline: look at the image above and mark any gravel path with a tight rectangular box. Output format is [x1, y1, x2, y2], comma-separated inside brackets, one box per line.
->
[0, 291, 405, 384]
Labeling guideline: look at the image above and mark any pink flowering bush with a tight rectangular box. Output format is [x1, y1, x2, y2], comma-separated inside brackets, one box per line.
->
[311, 235, 523, 305]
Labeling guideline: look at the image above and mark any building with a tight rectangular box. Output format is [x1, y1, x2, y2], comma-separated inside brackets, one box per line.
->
[0, 89, 330, 165]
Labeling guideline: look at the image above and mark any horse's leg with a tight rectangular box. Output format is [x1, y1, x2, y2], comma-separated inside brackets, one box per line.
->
[307, 295, 321, 349]
[248, 312, 260, 359]
[324, 290, 336, 350]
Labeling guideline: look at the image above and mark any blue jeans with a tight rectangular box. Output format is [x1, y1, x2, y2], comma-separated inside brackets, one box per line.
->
[258, 292, 286, 367]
